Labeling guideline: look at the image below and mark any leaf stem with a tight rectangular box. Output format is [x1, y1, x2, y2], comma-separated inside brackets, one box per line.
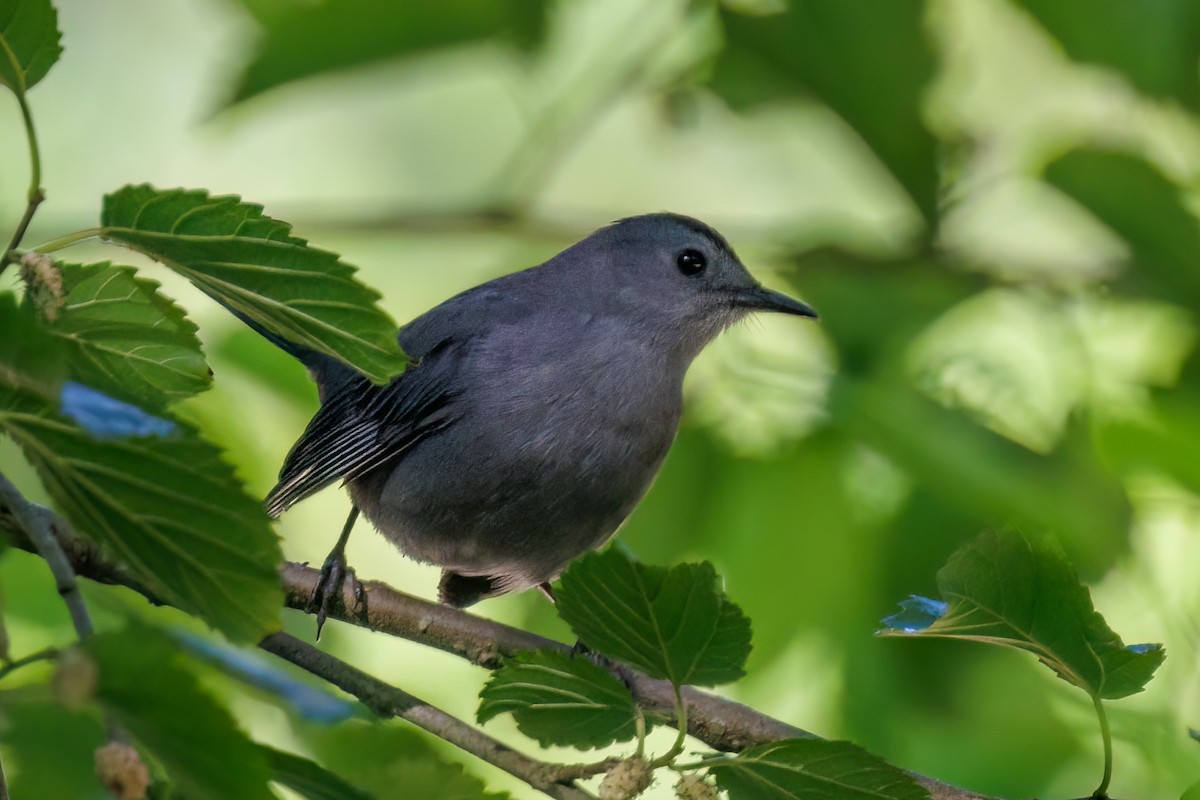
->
[634, 706, 647, 759]
[650, 683, 689, 768]
[0, 646, 60, 682]
[32, 228, 102, 254]
[1092, 694, 1112, 798]
[0, 92, 45, 278]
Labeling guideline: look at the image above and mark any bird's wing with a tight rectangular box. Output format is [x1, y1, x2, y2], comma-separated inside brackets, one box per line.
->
[264, 336, 463, 517]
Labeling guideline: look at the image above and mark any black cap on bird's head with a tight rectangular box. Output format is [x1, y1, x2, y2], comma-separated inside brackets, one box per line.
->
[584, 213, 817, 344]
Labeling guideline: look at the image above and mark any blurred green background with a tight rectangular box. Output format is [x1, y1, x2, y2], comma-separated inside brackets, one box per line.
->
[2, 0, 1199, 797]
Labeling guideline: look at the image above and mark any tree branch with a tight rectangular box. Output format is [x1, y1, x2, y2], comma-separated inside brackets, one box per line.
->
[2, 505, 992, 800]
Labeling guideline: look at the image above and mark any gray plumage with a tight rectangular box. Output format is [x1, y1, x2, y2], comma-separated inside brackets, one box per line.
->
[258, 213, 816, 607]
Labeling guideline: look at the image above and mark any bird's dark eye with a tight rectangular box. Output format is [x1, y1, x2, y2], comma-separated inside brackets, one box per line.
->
[676, 249, 707, 276]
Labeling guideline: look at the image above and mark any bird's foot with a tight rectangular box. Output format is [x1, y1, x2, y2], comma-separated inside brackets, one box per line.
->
[307, 552, 365, 640]
[570, 640, 635, 691]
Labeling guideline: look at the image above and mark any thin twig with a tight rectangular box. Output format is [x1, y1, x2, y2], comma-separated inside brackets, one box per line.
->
[259, 632, 598, 800]
[0, 91, 45, 278]
[0, 473, 92, 639]
[0, 646, 60, 681]
[3, 507, 992, 800]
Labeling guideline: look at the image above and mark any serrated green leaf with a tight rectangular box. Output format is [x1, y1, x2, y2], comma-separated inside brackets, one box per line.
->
[713, 0, 939, 226]
[556, 549, 752, 687]
[477, 649, 643, 749]
[0, 291, 65, 399]
[43, 262, 211, 410]
[227, 0, 547, 105]
[879, 529, 1165, 700]
[1045, 149, 1200, 306]
[707, 739, 929, 800]
[88, 625, 275, 800]
[0, 0, 62, 95]
[1012, 0, 1200, 109]
[0, 386, 282, 642]
[260, 745, 373, 800]
[99, 184, 407, 384]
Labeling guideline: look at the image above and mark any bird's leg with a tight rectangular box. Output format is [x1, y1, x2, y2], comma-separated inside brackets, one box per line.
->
[307, 505, 363, 639]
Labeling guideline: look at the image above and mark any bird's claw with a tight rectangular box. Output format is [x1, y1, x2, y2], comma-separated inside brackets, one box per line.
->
[307, 553, 364, 639]
[570, 639, 635, 691]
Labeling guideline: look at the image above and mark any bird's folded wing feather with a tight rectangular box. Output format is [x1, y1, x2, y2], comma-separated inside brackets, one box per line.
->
[264, 337, 463, 516]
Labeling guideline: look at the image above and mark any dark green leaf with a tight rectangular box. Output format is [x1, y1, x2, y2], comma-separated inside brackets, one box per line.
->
[44, 262, 210, 410]
[99, 185, 407, 384]
[1012, 0, 1200, 109]
[260, 745, 373, 800]
[1045, 148, 1200, 305]
[713, 0, 939, 226]
[0, 0, 62, 94]
[555, 548, 752, 687]
[87, 625, 275, 800]
[228, 0, 547, 105]
[879, 529, 1165, 700]
[0, 693, 107, 799]
[707, 739, 929, 800]
[0, 386, 282, 642]
[0, 291, 65, 399]
[477, 649, 643, 749]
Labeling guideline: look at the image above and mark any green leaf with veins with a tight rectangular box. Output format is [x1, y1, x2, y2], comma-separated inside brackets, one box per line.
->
[555, 548, 752, 687]
[879, 529, 1164, 700]
[0, 0, 62, 95]
[0, 387, 282, 643]
[707, 739, 929, 800]
[88, 626, 276, 800]
[99, 184, 407, 384]
[44, 262, 210, 411]
[477, 649, 645, 749]
[0, 291, 65, 399]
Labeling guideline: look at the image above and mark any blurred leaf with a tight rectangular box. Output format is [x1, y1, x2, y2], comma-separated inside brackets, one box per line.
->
[303, 720, 508, 800]
[228, 0, 548, 105]
[44, 262, 210, 411]
[261, 745, 373, 800]
[879, 529, 1165, 700]
[0, 291, 65, 399]
[88, 625, 275, 800]
[1094, 389, 1200, 496]
[1184, 779, 1200, 800]
[477, 649, 643, 749]
[555, 548, 752, 687]
[1045, 149, 1200, 305]
[172, 629, 357, 724]
[706, 738, 929, 800]
[57, 381, 177, 439]
[1012, 0, 1200, 109]
[0, 386, 282, 643]
[0, 0, 62, 95]
[0, 693, 107, 798]
[713, 0, 940, 226]
[834, 377, 1130, 574]
[100, 185, 407, 384]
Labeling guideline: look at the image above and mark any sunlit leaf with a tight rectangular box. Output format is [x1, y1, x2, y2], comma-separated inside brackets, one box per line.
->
[100, 185, 407, 384]
[707, 739, 929, 800]
[261, 745, 372, 800]
[1012, 0, 1200, 109]
[879, 529, 1165, 700]
[477, 649, 643, 749]
[0, 0, 62, 95]
[44, 262, 210, 411]
[1045, 148, 1200, 306]
[555, 548, 752, 687]
[88, 625, 275, 800]
[0, 695, 106, 799]
[0, 387, 282, 643]
[228, 0, 548, 105]
[713, 0, 939, 225]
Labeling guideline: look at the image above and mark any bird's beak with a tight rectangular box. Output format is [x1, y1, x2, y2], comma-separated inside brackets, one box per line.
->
[733, 285, 819, 319]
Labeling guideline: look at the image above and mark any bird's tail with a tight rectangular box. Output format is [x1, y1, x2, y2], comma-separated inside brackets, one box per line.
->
[210, 295, 349, 385]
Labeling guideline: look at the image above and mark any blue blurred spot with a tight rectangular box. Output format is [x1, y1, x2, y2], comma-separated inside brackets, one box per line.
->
[171, 629, 357, 723]
[59, 382, 177, 438]
[879, 595, 948, 634]
[1126, 642, 1162, 655]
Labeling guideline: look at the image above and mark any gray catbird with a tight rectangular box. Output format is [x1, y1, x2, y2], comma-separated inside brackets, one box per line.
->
[244, 213, 816, 620]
